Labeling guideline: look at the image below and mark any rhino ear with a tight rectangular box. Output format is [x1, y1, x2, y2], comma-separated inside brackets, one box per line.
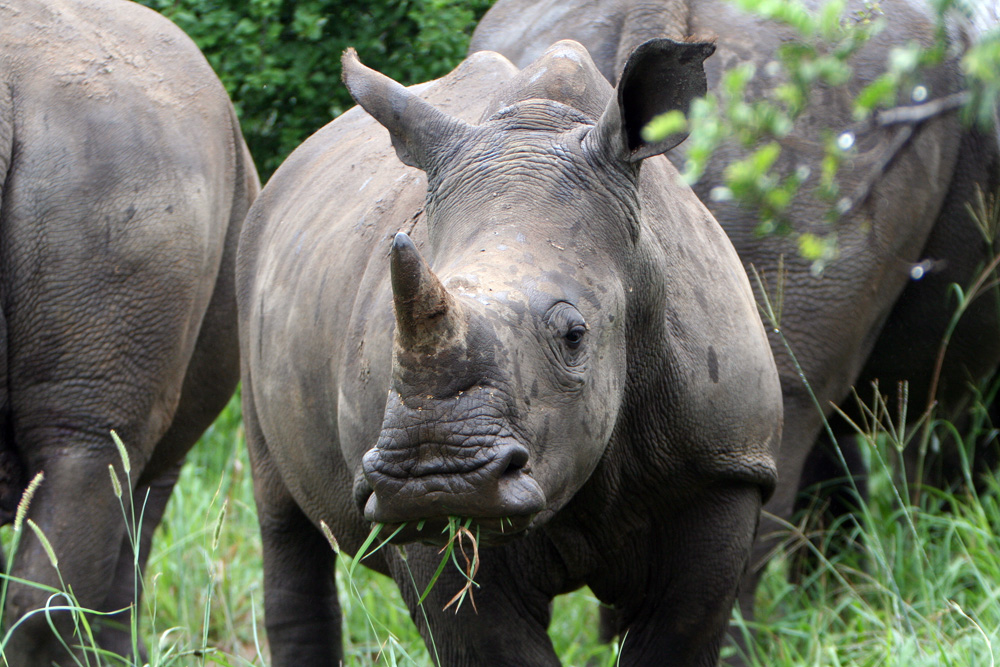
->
[341, 49, 472, 171]
[587, 38, 714, 163]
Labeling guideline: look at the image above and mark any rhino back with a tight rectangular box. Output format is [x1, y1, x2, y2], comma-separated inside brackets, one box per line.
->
[0, 0, 245, 454]
[470, 0, 636, 82]
[687, 0, 963, 399]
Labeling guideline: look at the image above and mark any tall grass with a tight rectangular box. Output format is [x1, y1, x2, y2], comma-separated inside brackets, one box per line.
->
[136, 387, 1000, 665]
[0, 388, 997, 665]
[731, 386, 1000, 666]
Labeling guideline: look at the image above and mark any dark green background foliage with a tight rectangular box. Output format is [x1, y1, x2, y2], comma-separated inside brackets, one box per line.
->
[137, 0, 495, 179]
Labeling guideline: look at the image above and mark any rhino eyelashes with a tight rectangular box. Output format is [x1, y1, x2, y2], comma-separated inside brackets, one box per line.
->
[545, 301, 590, 370]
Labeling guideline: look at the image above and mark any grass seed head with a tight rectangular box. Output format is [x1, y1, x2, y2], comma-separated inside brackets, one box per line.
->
[14, 471, 45, 533]
[110, 429, 131, 474]
[27, 518, 59, 569]
[320, 520, 340, 554]
[108, 464, 123, 499]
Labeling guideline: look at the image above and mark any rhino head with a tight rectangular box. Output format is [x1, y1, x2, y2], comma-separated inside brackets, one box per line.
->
[344, 39, 714, 545]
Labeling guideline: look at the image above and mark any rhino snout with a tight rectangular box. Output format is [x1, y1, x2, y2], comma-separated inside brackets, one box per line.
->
[359, 440, 546, 542]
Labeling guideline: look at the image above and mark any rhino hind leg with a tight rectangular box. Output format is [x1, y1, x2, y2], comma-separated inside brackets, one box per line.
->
[2, 444, 136, 666]
[243, 381, 342, 667]
[93, 461, 182, 661]
[82, 150, 248, 660]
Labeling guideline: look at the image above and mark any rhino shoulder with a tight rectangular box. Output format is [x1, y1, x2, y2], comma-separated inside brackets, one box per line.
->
[634, 158, 782, 495]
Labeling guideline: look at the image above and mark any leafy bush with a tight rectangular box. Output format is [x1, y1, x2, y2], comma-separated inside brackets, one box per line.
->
[137, 0, 495, 180]
[642, 0, 1000, 268]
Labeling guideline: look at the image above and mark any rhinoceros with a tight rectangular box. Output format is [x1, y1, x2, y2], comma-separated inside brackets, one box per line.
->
[470, 0, 1000, 626]
[237, 39, 782, 666]
[0, 1, 259, 663]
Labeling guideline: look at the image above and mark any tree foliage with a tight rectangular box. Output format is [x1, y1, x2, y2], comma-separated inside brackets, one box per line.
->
[641, 0, 1000, 270]
[137, 0, 495, 179]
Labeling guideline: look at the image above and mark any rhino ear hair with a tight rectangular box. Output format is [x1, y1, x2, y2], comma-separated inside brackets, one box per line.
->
[342, 49, 472, 171]
[588, 38, 714, 163]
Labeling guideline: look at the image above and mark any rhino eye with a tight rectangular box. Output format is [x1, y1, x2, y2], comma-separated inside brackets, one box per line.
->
[564, 325, 587, 349]
[545, 302, 589, 370]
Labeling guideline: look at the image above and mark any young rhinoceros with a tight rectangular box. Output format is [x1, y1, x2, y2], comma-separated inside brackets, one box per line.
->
[237, 39, 782, 666]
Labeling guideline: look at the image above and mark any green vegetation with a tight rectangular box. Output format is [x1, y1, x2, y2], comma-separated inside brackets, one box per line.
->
[0, 0, 997, 665]
[5, 381, 997, 665]
[135, 0, 494, 180]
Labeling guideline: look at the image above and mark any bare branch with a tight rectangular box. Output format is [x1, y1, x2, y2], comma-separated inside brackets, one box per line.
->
[874, 91, 971, 127]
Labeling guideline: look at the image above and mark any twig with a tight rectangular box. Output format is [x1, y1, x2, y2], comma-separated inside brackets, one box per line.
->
[874, 91, 971, 127]
[841, 91, 970, 216]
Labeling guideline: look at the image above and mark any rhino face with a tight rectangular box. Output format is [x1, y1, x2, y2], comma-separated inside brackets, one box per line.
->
[344, 39, 713, 545]
[358, 230, 627, 544]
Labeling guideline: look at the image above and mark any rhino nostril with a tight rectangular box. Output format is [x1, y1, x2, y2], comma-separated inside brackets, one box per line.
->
[501, 444, 530, 476]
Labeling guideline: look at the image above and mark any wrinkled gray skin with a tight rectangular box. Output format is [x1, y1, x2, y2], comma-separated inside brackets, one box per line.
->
[471, 0, 1000, 631]
[238, 39, 782, 667]
[0, 1, 259, 664]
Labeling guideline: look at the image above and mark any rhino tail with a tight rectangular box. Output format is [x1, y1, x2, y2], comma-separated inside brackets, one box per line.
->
[221, 99, 261, 330]
[227, 102, 261, 230]
[0, 81, 26, 527]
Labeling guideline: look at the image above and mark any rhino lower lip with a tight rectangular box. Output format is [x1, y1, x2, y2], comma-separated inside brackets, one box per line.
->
[360, 468, 547, 530]
[367, 513, 537, 547]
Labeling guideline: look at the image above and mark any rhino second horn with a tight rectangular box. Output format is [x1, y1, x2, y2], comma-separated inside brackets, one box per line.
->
[390, 232, 459, 350]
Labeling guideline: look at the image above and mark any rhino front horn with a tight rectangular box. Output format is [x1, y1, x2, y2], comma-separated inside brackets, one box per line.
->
[390, 232, 460, 350]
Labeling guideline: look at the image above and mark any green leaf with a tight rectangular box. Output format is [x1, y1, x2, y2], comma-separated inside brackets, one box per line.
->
[819, 0, 847, 40]
[854, 73, 897, 116]
[798, 232, 828, 260]
[642, 110, 688, 143]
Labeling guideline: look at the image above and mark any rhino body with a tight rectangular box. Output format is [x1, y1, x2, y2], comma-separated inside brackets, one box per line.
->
[238, 40, 782, 666]
[471, 0, 1000, 621]
[0, 1, 259, 662]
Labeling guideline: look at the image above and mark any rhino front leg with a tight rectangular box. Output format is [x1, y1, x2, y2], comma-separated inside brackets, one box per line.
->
[258, 502, 341, 667]
[387, 541, 563, 667]
[738, 394, 829, 623]
[615, 483, 762, 667]
[244, 388, 341, 667]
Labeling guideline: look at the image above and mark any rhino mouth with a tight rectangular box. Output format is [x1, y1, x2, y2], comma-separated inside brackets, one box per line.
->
[355, 441, 547, 546]
[363, 513, 537, 547]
